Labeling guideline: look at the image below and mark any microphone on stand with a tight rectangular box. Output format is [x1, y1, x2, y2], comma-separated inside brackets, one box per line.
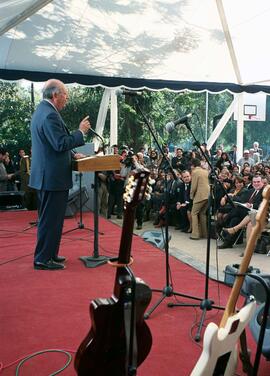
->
[165, 113, 193, 133]
[89, 128, 106, 155]
[89, 128, 104, 142]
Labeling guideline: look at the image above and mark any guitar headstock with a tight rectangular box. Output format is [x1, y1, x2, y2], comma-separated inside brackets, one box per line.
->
[123, 168, 150, 209]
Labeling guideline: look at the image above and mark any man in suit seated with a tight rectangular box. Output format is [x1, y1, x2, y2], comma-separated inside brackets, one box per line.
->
[175, 170, 192, 231]
[218, 175, 264, 249]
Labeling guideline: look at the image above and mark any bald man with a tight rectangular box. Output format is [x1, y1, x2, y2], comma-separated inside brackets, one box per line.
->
[29, 79, 90, 270]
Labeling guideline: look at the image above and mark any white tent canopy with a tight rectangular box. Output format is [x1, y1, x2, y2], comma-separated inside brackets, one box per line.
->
[1, 0, 270, 93]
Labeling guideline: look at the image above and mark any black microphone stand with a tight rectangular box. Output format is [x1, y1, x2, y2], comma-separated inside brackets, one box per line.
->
[134, 102, 205, 319]
[168, 118, 226, 342]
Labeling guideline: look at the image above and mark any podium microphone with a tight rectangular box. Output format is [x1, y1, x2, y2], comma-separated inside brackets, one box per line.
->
[165, 113, 193, 133]
[89, 128, 104, 142]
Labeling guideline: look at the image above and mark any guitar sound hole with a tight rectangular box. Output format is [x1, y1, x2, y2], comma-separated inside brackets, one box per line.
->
[213, 352, 232, 375]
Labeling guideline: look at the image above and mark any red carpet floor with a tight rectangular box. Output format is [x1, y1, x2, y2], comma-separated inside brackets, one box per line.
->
[0, 210, 269, 375]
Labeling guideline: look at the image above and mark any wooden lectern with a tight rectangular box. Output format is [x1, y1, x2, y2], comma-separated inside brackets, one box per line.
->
[73, 154, 120, 172]
[72, 154, 121, 268]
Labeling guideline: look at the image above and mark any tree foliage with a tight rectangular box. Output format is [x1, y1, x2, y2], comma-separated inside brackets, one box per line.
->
[1, 81, 269, 159]
[0, 82, 33, 157]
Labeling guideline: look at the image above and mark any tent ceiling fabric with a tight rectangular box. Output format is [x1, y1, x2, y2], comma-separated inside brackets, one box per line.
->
[0, 0, 270, 93]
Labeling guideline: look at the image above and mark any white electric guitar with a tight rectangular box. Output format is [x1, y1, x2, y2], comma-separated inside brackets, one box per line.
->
[191, 185, 270, 376]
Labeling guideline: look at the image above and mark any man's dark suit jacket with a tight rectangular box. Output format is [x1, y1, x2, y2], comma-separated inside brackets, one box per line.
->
[175, 182, 192, 206]
[237, 187, 263, 210]
[29, 100, 84, 191]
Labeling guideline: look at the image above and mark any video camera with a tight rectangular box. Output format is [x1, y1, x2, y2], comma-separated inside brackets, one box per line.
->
[121, 147, 135, 167]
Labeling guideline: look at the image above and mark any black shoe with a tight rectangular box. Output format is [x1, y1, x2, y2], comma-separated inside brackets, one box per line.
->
[254, 249, 267, 254]
[53, 255, 66, 263]
[180, 226, 189, 232]
[34, 259, 65, 270]
[218, 241, 233, 249]
[136, 225, 142, 230]
[117, 215, 122, 219]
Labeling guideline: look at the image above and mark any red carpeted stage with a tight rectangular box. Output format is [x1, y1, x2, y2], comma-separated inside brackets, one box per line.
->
[0, 210, 268, 375]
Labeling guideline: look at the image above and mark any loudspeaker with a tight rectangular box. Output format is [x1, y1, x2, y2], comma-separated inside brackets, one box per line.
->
[242, 274, 270, 304]
[141, 230, 171, 249]
[224, 264, 261, 289]
[249, 303, 270, 359]
[0, 191, 25, 210]
[65, 187, 89, 217]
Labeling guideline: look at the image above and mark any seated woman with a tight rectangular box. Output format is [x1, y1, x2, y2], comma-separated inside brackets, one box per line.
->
[223, 175, 269, 242]
[216, 175, 247, 226]
[222, 214, 251, 238]
[240, 163, 252, 176]
[218, 175, 265, 249]
[215, 152, 233, 172]
[222, 209, 258, 255]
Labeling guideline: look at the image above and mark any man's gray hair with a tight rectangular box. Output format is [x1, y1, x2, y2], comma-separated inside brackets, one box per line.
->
[42, 85, 61, 99]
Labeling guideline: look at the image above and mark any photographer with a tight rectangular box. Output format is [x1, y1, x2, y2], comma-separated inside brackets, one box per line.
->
[107, 147, 133, 219]
[130, 151, 148, 230]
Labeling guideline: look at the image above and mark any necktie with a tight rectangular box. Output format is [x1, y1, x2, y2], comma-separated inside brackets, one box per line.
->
[184, 184, 188, 201]
[248, 190, 257, 203]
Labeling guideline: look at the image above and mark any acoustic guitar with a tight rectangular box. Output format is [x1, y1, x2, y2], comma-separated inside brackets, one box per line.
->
[75, 168, 152, 375]
[191, 185, 270, 376]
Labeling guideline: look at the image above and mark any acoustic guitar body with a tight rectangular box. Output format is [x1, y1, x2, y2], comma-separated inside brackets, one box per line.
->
[75, 272, 152, 376]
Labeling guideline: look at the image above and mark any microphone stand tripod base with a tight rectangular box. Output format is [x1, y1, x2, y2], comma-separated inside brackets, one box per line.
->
[79, 255, 109, 268]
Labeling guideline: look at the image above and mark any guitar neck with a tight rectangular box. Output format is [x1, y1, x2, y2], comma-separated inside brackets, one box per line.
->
[118, 207, 136, 265]
[220, 224, 260, 327]
[220, 185, 270, 328]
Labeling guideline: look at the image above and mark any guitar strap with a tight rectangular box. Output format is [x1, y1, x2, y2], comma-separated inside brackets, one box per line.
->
[124, 301, 138, 375]
[124, 269, 138, 375]
[239, 330, 253, 376]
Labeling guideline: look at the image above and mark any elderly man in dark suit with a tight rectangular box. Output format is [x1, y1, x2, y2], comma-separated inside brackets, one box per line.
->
[29, 79, 90, 270]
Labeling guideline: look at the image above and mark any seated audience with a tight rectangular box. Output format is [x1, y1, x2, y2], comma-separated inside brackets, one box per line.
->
[218, 175, 264, 248]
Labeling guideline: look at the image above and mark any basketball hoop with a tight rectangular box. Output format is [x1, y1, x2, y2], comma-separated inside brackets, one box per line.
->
[234, 93, 267, 122]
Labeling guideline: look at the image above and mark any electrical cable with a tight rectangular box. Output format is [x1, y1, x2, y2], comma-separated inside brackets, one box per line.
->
[0, 252, 34, 266]
[1, 349, 75, 375]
